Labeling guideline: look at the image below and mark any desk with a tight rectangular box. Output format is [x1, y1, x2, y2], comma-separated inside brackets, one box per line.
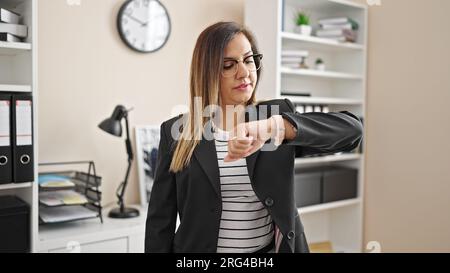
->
[38, 206, 147, 253]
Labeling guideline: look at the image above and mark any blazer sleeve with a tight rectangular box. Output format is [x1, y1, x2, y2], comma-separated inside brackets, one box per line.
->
[280, 99, 364, 157]
[145, 121, 177, 253]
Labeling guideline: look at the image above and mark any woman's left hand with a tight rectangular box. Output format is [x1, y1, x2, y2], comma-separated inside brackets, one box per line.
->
[223, 115, 286, 162]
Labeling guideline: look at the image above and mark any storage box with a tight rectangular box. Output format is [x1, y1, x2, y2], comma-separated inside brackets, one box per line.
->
[294, 168, 322, 207]
[0, 195, 30, 253]
[322, 167, 358, 203]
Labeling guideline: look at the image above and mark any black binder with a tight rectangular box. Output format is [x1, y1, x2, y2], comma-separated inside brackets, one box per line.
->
[12, 94, 34, 183]
[0, 94, 12, 184]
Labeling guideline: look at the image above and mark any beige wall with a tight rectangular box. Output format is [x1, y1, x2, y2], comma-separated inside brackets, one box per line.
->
[38, 0, 450, 252]
[38, 0, 244, 207]
[361, 0, 450, 252]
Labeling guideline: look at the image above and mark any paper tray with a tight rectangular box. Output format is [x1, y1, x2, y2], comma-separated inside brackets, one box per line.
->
[39, 205, 99, 225]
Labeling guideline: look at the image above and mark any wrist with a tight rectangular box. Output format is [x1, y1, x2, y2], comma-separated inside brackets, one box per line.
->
[282, 116, 297, 141]
[269, 115, 285, 144]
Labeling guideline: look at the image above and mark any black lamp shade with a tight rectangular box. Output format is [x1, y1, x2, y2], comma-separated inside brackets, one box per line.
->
[98, 118, 122, 137]
[98, 105, 127, 137]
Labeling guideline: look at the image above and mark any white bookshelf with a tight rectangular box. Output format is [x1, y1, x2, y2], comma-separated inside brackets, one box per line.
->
[282, 95, 363, 105]
[245, 0, 367, 252]
[298, 198, 361, 214]
[295, 153, 361, 165]
[0, 0, 38, 252]
[0, 84, 32, 92]
[281, 67, 363, 80]
[0, 41, 32, 54]
[0, 182, 33, 191]
[281, 32, 364, 51]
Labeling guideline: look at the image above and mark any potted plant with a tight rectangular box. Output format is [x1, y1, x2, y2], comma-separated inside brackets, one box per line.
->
[315, 58, 325, 71]
[294, 11, 312, 36]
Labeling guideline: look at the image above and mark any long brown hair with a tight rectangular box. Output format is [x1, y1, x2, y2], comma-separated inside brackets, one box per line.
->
[169, 22, 262, 173]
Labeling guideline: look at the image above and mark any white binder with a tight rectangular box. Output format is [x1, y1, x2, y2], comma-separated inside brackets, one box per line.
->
[0, 22, 27, 38]
[0, 8, 20, 24]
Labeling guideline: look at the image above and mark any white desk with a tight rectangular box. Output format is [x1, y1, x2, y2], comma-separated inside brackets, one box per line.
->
[38, 206, 147, 253]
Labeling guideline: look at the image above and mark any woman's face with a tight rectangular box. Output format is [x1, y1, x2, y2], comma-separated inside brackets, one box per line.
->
[219, 33, 258, 107]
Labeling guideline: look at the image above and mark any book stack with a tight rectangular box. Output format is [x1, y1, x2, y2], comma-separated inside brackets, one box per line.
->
[0, 8, 27, 42]
[281, 50, 309, 69]
[316, 17, 359, 43]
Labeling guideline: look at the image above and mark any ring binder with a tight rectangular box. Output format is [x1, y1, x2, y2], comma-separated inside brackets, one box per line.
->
[12, 94, 34, 183]
[0, 94, 12, 184]
[0, 156, 7, 165]
[20, 154, 30, 164]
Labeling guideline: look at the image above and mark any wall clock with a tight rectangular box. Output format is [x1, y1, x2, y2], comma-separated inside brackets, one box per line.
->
[117, 0, 171, 53]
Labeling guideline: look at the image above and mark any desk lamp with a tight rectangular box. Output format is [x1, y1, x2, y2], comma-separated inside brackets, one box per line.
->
[98, 105, 139, 218]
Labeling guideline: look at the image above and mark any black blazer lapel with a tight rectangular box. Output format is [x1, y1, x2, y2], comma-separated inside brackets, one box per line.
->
[193, 121, 221, 197]
[245, 150, 260, 184]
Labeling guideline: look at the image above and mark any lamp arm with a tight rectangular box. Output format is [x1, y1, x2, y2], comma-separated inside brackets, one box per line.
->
[117, 114, 134, 212]
[125, 114, 134, 160]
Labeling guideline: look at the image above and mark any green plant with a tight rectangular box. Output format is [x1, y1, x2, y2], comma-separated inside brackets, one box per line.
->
[295, 11, 310, 26]
[316, 58, 324, 65]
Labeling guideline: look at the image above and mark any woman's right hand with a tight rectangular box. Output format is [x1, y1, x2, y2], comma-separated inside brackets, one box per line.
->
[223, 116, 285, 162]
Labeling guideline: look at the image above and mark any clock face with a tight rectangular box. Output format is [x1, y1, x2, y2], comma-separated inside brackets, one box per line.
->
[117, 0, 171, 53]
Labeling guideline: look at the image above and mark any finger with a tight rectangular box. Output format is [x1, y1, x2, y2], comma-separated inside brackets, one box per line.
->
[228, 140, 258, 160]
[226, 148, 248, 160]
[236, 136, 253, 145]
[223, 154, 239, 162]
[226, 141, 253, 160]
[228, 139, 253, 150]
[228, 147, 249, 158]
[243, 140, 265, 157]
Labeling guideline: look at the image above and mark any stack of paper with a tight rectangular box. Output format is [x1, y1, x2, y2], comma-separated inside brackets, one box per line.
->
[38, 174, 75, 190]
[39, 190, 88, 207]
[316, 17, 359, 43]
[39, 206, 98, 224]
[281, 50, 309, 69]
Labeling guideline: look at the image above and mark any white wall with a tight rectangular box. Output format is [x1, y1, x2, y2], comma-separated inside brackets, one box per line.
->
[360, 0, 450, 252]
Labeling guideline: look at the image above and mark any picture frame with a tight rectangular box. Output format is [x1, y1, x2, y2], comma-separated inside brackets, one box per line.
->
[135, 125, 161, 208]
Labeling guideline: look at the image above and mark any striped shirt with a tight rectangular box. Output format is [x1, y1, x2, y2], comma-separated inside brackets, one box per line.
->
[214, 126, 274, 253]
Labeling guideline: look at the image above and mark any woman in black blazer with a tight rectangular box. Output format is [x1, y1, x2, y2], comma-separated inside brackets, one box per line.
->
[145, 22, 363, 253]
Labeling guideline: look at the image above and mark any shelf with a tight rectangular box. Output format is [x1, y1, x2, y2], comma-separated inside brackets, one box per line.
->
[281, 95, 363, 105]
[281, 67, 363, 80]
[281, 32, 364, 52]
[285, 0, 366, 10]
[328, 0, 367, 9]
[295, 153, 361, 165]
[0, 182, 33, 191]
[0, 84, 32, 92]
[298, 198, 361, 215]
[0, 42, 32, 56]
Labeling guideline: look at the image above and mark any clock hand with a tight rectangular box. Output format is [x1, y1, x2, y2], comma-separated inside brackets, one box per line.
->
[125, 14, 145, 25]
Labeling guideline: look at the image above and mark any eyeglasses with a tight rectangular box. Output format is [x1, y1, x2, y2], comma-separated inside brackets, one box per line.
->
[221, 53, 263, 77]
